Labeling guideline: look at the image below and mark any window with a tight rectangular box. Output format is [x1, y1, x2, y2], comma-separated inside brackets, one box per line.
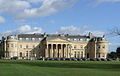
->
[80, 39, 83, 41]
[74, 38, 77, 41]
[102, 53, 105, 57]
[19, 38, 22, 40]
[39, 45, 40, 48]
[68, 38, 70, 40]
[78, 52, 80, 58]
[15, 52, 17, 56]
[33, 45, 35, 48]
[20, 45, 22, 48]
[32, 38, 35, 41]
[11, 44, 13, 48]
[86, 39, 89, 41]
[74, 51, 76, 58]
[81, 51, 83, 58]
[102, 45, 105, 49]
[26, 45, 28, 48]
[11, 52, 13, 57]
[74, 45, 77, 49]
[15, 44, 17, 48]
[80, 45, 83, 49]
[26, 51, 28, 57]
[97, 45, 100, 49]
[7, 44, 9, 48]
[26, 38, 29, 40]
[39, 38, 41, 40]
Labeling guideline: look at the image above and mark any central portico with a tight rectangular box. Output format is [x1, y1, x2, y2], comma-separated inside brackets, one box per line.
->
[45, 38, 72, 58]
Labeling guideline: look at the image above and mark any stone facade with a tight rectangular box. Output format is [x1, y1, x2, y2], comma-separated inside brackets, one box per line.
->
[2, 32, 109, 59]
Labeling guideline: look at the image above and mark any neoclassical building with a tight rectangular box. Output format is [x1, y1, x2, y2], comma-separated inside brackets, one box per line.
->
[2, 32, 109, 59]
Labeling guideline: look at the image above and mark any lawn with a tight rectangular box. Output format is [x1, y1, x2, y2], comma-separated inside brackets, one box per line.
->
[0, 60, 120, 76]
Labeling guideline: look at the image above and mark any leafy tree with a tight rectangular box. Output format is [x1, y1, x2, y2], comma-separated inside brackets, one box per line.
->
[108, 52, 117, 59]
[116, 47, 120, 58]
[0, 42, 4, 59]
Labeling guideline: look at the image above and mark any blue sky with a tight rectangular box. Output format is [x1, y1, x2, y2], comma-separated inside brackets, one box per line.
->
[0, 0, 120, 52]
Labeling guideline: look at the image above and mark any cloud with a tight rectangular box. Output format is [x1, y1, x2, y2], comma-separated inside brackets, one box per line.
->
[55, 25, 105, 37]
[3, 25, 43, 35]
[16, 0, 78, 19]
[0, 16, 5, 23]
[84, 30, 105, 37]
[92, 0, 120, 5]
[0, 0, 30, 14]
[55, 25, 91, 34]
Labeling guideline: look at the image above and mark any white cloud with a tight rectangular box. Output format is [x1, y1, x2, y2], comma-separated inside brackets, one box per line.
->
[56, 25, 91, 34]
[93, 0, 120, 5]
[0, 0, 30, 14]
[3, 25, 43, 35]
[56, 25, 105, 37]
[84, 30, 105, 37]
[97, 0, 120, 3]
[0, 0, 77, 19]
[16, 0, 78, 19]
[0, 16, 5, 23]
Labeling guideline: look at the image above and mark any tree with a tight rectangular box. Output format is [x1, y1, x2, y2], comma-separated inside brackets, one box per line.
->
[116, 47, 120, 58]
[0, 41, 4, 59]
[108, 52, 117, 59]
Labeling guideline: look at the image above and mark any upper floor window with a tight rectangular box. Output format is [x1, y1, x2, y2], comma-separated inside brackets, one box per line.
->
[86, 39, 89, 41]
[11, 44, 13, 48]
[15, 44, 17, 48]
[102, 53, 105, 57]
[74, 45, 77, 49]
[39, 38, 41, 40]
[26, 38, 29, 40]
[80, 39, 83, 41]
[97, 45, 100, 49]
[19, 38, 22, 40]
[74, 38, 77, 41]
[26, 45, 28, 48]
[7, 44, 9, 48]
[80, 45, 83, 49]
[33, 45, 35, 48]
[20, 45, 22, 48]
[102, 45, 105, 49]
[32, 38, 35, 41]
[68, 38, 70, 40]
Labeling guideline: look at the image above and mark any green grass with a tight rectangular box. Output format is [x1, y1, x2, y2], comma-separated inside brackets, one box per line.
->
[0, 60, 120, 76]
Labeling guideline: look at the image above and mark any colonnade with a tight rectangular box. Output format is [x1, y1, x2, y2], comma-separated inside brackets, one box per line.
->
[45, 44, 71, 58]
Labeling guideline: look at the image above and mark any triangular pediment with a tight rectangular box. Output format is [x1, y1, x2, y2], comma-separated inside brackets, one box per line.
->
[47, 38, 70, 42]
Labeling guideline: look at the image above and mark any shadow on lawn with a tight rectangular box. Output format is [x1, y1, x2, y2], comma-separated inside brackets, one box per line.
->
[0, 60, 120, 71]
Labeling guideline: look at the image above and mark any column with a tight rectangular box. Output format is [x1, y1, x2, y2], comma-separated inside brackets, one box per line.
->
[56, 44, 58, 58]
[45, 44, 48, 58]
[61, 44, 63, 58]
[94, 42, 97, 58]
[64, 45, 67, 58]
[51, 44, 53, 58]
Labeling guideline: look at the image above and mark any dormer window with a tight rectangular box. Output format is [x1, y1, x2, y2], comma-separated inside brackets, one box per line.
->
[102, 45, 105, 49]
[39, 38, 41, 40]
[86, 39, 89, 41]
[32, 38, 35, 41]
[80, 39, 83, 41]
[74, 38, 77, 41]
[68, 38, 70, 40]
[19, 38, 22, 40]
[26, 38, 29, 40]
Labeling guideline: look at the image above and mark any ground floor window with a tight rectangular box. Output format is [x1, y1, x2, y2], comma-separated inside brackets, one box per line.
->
[11, 52, 13, 57]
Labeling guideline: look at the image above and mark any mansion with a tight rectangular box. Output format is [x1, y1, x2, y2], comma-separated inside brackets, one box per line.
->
[2, 32, 109, 59]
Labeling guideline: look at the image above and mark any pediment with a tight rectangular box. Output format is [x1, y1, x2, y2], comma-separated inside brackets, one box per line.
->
[47, 38, 70, 42]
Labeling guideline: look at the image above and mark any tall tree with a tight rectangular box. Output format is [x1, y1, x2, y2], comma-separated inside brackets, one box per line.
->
[108, 52, 117, 59]
[116, 47, 120, 58]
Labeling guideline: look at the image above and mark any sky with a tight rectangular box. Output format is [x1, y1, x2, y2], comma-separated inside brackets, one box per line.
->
[0, 0, 120, 52]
